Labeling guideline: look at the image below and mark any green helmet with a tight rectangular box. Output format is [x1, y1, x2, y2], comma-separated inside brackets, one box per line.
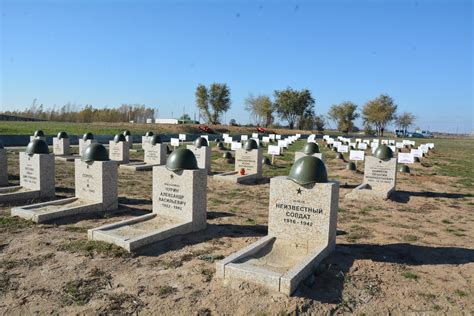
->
[223, 151, 233, 159]
[150, 135, 162, 145]
[332, 147, 338, 152]
[398, 164, 410, 173]
[145, 131, 154, 137]
[244, 139, 259, 151]
[374, 145, 394, 160]
[336, 152, 344, 159]
[123, 130, 131, 136]
[262, 157, 271, 165]
[194, 137, 208, 148]
[288, 156, 328, 185]
[326, 144, 331, 149]
[214, 138, 221, 143]
[25, 139, 49, 155]
[57, 131, 69, 139]
[346, 162, 357, 171]
[83, 132, 94, 141]
[166, 148, 198, 171]
[414, 156, 421, 163]
[217, 142, 225, 150]
[33, 130, 45, 137]
[114, 133, 126, 143]
[82, 143, 109, 162]
[303, 142, 320, 155]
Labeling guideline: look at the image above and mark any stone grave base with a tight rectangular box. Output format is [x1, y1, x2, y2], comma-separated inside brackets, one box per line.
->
[11, 197, 107, 223]
[88, 213, 205, 252]
[119, 162, 161, 171]
[55, 155, 78, 162]
[216, 236, 334, 296]
[345, 183, 395, 200]
[212, 171, 261, 184]
[0, 186, 44, 204]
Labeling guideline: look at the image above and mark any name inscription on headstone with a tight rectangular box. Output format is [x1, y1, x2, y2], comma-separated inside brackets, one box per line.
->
[158, 182, 186, 211]
[22, 161, 38, 185]
[365, 164, 394, 185]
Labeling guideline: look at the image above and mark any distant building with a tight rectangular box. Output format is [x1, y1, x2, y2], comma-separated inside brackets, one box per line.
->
[155, 118, 179, 124]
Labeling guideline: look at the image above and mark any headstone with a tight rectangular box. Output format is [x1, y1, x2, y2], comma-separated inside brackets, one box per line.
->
[144, 142, 167, 165]
[217, 158, 339, 295]
[53, 133, 71, 156]
[235, 147, 262, 177]
[79, 139, 97, 157]
[109, 140, 130, 164]
[88, 150, 207, 252]
[186, 144, 211, 173]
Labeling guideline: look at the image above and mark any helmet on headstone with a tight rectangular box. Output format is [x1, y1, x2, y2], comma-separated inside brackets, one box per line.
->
[166, 148, 199, 171]
[303, 142, 320, 155]
[114, 133, 126, 143]
[288, 156, 328, 185]
[214, 138, 221, 143]
[33, 130, 45, 137]
[374, 145, 394, 160]
[398, 164, 410, 173]
[217, 142, 225, 150]
[336, 152, 344, 160]
[145, 131, 154, 137]
[223, 151, 233, 159]
[244, 139, 259, 151]
[123, 130, 131, 136]
[150, 135, 162, 145]
[346, 162, 357, 171]
[194, 137, 208, 148]
[262, 157, 271, 165]
[57, 131, 69, 139]
[25, 139, 49, 155]
[82, 143, 109, 162]
[414, 156, 421, 163]
[83, 132, 94, 141]
[332, 147, 338, 152]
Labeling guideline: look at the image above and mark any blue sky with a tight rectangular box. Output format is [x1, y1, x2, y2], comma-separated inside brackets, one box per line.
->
[1, 0, 472, 133]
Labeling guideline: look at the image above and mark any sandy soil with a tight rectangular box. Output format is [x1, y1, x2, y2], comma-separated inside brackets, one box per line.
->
[0, 142, 473, 315]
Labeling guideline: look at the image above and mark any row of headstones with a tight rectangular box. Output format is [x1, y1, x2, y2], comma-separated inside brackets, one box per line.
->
[1, 136, 338, 296]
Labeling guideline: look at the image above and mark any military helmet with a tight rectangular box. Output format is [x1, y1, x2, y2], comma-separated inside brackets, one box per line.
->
[214, 138, 221, 143]
[150, 135, 162, 145]
[346, 162, 357, 171]
[332, 146, 338, 152]
[398, 164, 410, 173]
[374, 145, 394, 160]
[145, 131, 154, 137]
[303, 142, 320, 155]
[414, 156, 421, 163]
[114, 133, 126, 143]
[217, 142, 225, 150]
[123, 130, 131, 136]
[82, 143, 109, 162]
[336, 152, 344, 159]
[194, 137, 208, 148]
[262, 157, 271, 165]
[33, 130, 45, 137]
[288, 156, 328, 185]
[57, 131, 69, 139]
[83, 132, 94, 141]
[244, 139, 259, 151]
[25, 139, 49, 155]
[223, 151, 233, 159]
[166, 148, 198, 171]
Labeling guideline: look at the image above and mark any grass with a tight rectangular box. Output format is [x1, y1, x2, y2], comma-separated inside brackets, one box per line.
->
[454, 289, 467, 297]
[346, 225, 372, 242]
[441, 219, 453, 224]
[403, 234, 419, 242]
[158, 285, 176, 297]
[0, 216, 33, 233]
[0, 253, 55, 270]
[64, 226, 90, 233]
[401, 271, 419, 280]
[58, 239, 131, 258]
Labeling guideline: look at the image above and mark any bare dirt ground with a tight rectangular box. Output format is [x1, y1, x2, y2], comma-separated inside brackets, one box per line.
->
[0, 139, 473, 315]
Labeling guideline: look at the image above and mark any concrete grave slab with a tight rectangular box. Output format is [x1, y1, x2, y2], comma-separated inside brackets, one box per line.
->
[88, 166, 207, 252]
[79, 139, 97, 157]
[11, 159, 118, 223]
[109, 141, 130, 164]
[186, 145, 211, 173]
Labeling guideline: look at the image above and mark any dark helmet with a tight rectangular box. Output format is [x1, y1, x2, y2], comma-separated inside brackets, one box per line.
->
[244, 139, 259, 151]
[145, 131, 154, 137]
[217, 142, 225, 150]
[194, 137, 208, 148]
[82, 143, 109, 162]
[123, 130, 131, 136]
[166, 148, 198, 171]
[25, 139, 49, 155]
[326, 144, 331, 149]
[223, 151, 233, 159]
[262, 157, 271, 165]
[214, 138, 221, 143]
[398, 164, 410, 173]
[336, 152, 344, 159]
[33, 130, 45, 137]
[346, 162, 357, 171]
[374, 145, 394, 160]
[150, 135, 162, 145]
[57, 131, 69, 139]
[303, 142, 320, 155]
[114, 133, 126, 143]
[332, 147, 338, 152]
[414, 156, 421, 163]
[83, 132, 94, 141]
[288, 156, 328, 185]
